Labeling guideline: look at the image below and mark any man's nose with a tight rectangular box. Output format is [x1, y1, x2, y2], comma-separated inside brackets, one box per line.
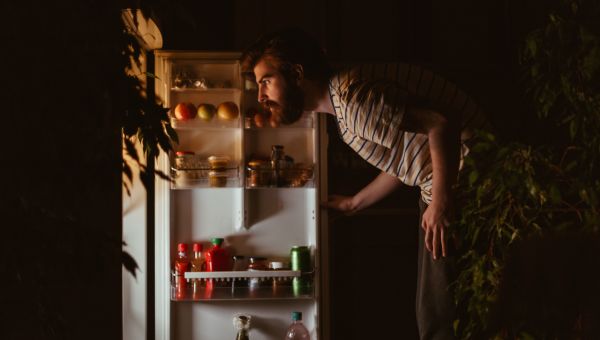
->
[257, 86, 267, 103]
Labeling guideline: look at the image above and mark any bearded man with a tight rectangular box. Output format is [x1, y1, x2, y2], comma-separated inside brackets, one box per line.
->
[241, 28, 489, 340]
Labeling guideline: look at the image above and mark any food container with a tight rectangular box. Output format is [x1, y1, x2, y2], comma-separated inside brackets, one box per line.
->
[208, 155, 230, 170]
[175, 169, 207, 182]
[208, 170, 228, 187]
[248, 256, 269, 289]
[282, 164, 314, 187]
[246, 160, 271, 187]
[175, 151, 206, 170]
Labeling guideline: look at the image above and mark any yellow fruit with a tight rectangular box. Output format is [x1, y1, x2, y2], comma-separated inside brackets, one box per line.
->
[197, 103, 216, 121]
[217, 101, 239, 120]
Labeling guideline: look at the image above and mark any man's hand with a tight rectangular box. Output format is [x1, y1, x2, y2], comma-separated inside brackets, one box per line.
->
[421, 201, 453, 260]
[323, 194, 357, 213]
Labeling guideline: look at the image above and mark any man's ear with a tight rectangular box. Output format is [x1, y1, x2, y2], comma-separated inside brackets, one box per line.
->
[291, 64, 304, 84]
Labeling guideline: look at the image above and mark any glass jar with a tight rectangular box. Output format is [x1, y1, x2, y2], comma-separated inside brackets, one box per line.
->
[248, 256, 269, 289]
[247, 160, 269, 187]
[208, 155, 230, 170]
[208, 170, 227, 187]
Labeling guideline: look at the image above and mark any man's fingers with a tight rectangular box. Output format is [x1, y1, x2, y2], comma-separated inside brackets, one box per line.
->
[441, 227, 447, 258]
[425, 226, 432, 253]
[432, 226, 438, 260]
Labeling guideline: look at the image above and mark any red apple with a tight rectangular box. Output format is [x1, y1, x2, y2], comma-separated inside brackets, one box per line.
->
[174, 102, 197, 120]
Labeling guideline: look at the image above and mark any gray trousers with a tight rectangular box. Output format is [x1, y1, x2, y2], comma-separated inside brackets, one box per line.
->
[416, 200, 458, 340]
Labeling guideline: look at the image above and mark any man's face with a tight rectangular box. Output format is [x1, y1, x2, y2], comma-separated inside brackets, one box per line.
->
[253, 58, 304, 124]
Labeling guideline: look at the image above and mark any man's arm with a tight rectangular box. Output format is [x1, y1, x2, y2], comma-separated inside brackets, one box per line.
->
[324, 171, 403, 213]
[402, 101, 461, 260]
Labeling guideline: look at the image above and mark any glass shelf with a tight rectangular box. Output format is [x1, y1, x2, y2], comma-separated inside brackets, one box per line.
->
[170, 117, 241, 130]
[172, 177, 242, 190]
[172, 275, 313, 301]
[245, 165, 314, 188]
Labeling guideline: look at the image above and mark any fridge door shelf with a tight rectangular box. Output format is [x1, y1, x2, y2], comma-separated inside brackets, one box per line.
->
[171, 167, 241, 189]
[245, 165, 314, 189]
[171, 282, 314, 301]
[170, 116, 240, 130]
[183, 270, 301, 280]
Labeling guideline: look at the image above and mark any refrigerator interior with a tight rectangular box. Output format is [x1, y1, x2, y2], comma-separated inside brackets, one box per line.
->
[155, 51, 321, 340]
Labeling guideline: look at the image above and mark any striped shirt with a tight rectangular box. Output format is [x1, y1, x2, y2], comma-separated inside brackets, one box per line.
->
[328, 63, 489, 204]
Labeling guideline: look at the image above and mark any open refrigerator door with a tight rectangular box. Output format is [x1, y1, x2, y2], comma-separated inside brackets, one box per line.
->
[154, 51, 328, 340]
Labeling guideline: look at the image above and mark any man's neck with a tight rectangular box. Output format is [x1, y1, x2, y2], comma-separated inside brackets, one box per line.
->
[301, 79, 335, 115]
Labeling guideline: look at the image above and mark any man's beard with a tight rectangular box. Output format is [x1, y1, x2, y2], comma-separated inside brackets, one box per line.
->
[263, 81, 304, 125]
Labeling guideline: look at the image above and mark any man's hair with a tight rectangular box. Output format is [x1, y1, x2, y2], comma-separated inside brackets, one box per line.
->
[240, 28, 333, 83]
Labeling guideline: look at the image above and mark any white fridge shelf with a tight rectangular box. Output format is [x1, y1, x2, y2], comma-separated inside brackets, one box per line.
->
[184, 270, 300, 280]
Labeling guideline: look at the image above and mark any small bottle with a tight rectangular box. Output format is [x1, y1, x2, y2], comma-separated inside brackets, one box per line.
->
[233, 314, 251, 340]
[206, 238, 231, 271]
[191, 243, 205, 272]
[284, 312, 310, 340]
[174, 243, 190, 276]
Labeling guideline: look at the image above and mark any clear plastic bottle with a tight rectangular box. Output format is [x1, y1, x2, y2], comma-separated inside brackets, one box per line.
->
[284, 311, 310, 340]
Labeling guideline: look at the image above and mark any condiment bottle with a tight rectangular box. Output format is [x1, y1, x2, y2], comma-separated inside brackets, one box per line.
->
[206, 238, 231, 271]
[191, 243, 205, 272]
[174, 243, 190, 276]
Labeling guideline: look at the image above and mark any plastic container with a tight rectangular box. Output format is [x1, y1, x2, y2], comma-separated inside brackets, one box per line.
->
[174, 151, 206, 170]
[284, 312, 310, 339]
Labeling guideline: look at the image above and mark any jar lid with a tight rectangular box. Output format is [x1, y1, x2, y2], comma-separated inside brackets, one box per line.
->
[248, 256, 267, 263]
[248, 160, 267, 168]
[210, 238, 224, 246]
[192, 243, 202, 252]
[177, 243, 188, 252]
[207, 155, 230, 163]
[269, 261, 284, 269]
[176, 151, 195, 156]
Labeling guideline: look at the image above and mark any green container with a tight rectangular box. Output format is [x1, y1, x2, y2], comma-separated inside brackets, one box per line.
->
[290, 246, 310, 272]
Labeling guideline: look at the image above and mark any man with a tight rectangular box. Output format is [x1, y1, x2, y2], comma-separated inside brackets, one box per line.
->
[241, 28, 489, 339]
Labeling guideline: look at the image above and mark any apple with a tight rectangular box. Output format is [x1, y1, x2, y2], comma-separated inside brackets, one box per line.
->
[217, 101, 239, 121]
[197, 103, 216, 121]
[174, 102, 197, 120]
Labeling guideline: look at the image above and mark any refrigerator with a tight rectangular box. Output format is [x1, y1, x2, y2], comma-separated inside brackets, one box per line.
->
[153, 51, 330, 340]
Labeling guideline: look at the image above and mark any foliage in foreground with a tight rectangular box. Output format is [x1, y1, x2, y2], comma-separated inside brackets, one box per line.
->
[453, 1, 600, 338]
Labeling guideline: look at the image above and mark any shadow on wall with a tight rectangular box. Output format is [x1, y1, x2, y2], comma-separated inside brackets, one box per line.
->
[488, 232, 600, 338]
